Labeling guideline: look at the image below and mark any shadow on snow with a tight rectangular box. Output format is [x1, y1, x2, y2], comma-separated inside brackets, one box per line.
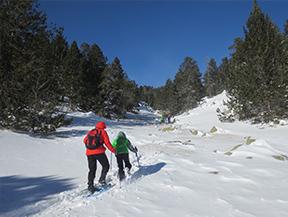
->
[0, 175, 74, 216]
[42, 111, 159, 139]
[130, 162, 166, 182]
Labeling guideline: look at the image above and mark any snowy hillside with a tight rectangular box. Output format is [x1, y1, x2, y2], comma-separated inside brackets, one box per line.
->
[1, 91, 288, 217]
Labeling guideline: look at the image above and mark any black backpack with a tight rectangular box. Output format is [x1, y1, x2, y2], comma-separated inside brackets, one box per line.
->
[85, 129, 102, 150]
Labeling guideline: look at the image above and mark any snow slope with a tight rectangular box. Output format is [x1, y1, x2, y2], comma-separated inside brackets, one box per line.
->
[1, 91, 288, 217]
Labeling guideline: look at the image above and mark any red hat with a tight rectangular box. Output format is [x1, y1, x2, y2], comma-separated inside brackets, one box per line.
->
[96, 121, 106, 129]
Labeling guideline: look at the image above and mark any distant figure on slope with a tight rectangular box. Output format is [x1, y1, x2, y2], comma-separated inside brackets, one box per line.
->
[167, 112, 171, 123]
[84, 121, 116, 193]
[112, 131, 137, 181]
[160, 113, 166, 124]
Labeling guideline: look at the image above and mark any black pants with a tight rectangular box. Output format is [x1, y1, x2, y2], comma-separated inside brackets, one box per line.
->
[87, 153, 109, 186]
[116, 153, 132, 179]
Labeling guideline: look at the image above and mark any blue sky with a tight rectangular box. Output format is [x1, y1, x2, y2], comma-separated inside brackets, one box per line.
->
[39, 0, 287, 87]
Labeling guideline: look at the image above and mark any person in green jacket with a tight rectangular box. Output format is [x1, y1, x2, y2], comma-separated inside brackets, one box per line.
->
[112, 131, 137, 181]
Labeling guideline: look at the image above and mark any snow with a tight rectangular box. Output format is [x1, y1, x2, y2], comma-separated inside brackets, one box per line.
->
[1, 91, 288, 217]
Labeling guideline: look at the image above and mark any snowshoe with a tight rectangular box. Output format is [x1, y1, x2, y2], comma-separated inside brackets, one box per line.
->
[99, 181, 109, 189]
[88, 185, 100, 193]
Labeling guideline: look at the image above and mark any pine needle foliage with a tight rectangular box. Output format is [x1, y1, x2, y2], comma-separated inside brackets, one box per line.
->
[174, 57, 205, 112]
[0, 0, 73, 133]
[226, 0, 288, 122]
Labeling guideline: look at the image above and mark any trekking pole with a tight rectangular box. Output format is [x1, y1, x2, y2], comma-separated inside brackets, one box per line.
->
[110, 151, 113, 169]
[135, 146, 140, 168]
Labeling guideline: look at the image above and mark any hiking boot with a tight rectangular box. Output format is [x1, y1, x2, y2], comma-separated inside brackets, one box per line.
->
[119, 172, 126, 181]
[125, 167, 131, 176]
[88, 185, 97, 193]
[99, 180, 108, 188]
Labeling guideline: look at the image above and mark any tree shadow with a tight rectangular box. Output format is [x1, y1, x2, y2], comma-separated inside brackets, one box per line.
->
[20, 108, 160, 139]
[33, 113, 156, 139]
[48, 129, 88, 138]
[130, 162, 166, 182]
[0, 175, 74, 216]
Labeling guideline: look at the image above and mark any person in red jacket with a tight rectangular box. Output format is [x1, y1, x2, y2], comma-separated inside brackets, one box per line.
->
[83, 121, 116, 192]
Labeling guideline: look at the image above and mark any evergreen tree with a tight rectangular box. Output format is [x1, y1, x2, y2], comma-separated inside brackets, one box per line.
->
[99, 57, 139, 118]
[154, 81, 168, 111]
[174, 57, 205, 111]
[153, 86, 164, 111]
[227, 0, 288, 122]
[139, 85, 155, 107]
[0, 0, 72, 132]
[162, 79, 175, 109]
[284, 20, 288, 36]
[62, 40, 83, 108]
[50, 28, 69, 101]
[79, 42, 107, 112]
[217, 57, 230, 93]
[122, 79, 140, 112]
[203, 58, 217, 98]
[168, 83, 180, 115]
[153, 79, 179, 115]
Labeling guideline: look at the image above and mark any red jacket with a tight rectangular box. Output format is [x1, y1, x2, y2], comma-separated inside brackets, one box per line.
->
[84, 122, 116, 156]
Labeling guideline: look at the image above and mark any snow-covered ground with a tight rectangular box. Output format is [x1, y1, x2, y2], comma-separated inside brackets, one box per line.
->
[1, 91, 288, 217]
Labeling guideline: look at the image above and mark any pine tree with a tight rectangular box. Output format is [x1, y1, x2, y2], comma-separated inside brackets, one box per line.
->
[139, 85, 155, 107]
[122, 79, 140, 113]
[154, 80, 168, 111]
[284, 20, 288, 36]
[217, 57, 230, 94]
[79, 43, 107, 112]
[99, 57, 139, 118]
[163, 79, 174, 109]
[174, 57, 205, 111]
[0, 0, 72, 132]
[50, 28, 69, 101]
[153, 79, 179, 115]
[227, 0, 288, 122]
[203, 58, 217, 98]
[153, 86, 164, 111]
[62, 40, 83, 108]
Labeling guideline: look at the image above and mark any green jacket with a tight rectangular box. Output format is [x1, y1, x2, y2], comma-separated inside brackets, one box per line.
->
[112, 132, 136, 154]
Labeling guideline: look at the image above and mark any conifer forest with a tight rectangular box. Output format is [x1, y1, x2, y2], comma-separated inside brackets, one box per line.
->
[1, 0, 287, 133]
